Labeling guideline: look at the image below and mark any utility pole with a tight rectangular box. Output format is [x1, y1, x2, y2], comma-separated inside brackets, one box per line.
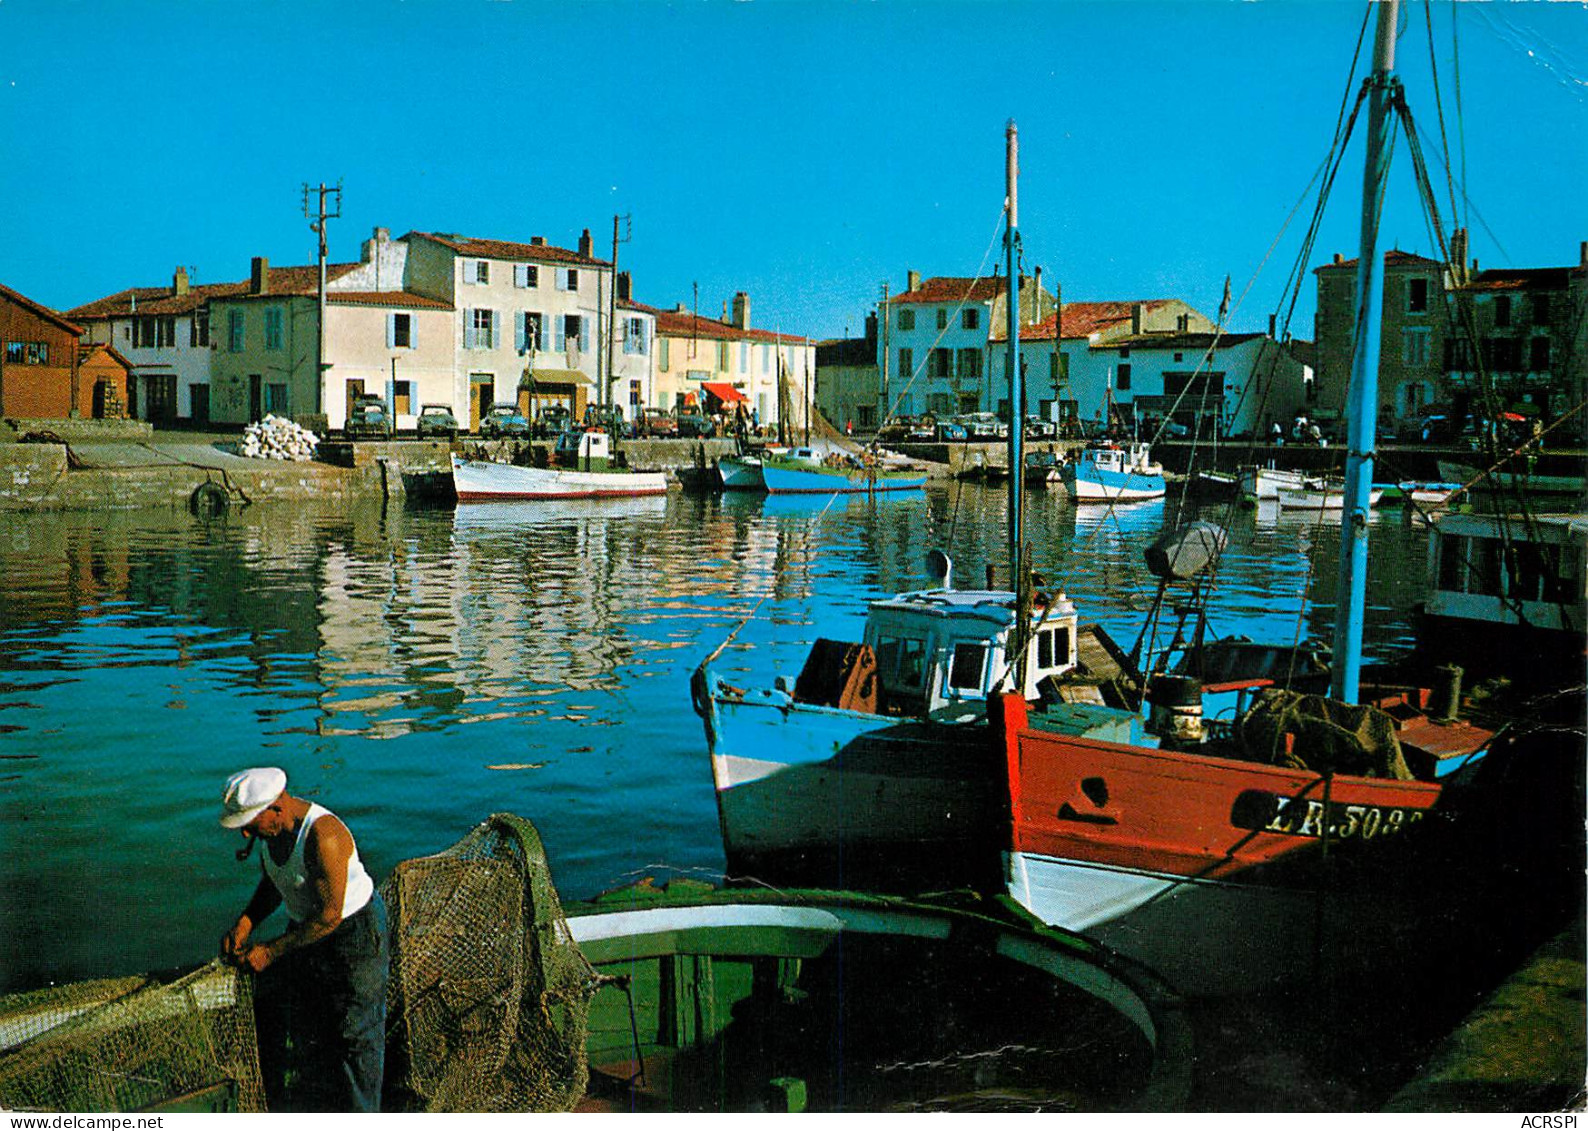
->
[879, 281, 890, 426]
[302, 181, 342, 417]
[604, 214, 632, 413]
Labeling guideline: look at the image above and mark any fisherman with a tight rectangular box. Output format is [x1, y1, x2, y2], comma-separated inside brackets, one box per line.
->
[218, 768, 387, 1112]
[1270, 421, 1285, 447]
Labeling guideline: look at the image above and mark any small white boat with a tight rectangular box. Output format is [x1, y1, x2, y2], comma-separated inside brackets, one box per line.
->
[717, 453, 766, 490]
[451, 431, 666, 500]
[1061, 441, 1165, 502]
[1276, 480, 1384, 510]
[1399, 480, 1464, 507]
[1239, 466, 1309, 501]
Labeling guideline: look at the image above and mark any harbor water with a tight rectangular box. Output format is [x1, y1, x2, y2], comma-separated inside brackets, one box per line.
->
[0, 487, 1437, 995]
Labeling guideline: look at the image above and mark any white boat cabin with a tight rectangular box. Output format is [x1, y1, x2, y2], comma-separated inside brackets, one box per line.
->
[1426, 512, 1587, 633]
[857, 587, 1080, 715]
[1082, 442, 1160, 477]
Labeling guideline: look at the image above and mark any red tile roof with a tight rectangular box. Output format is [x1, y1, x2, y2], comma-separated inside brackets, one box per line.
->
[328, 291, 452, 309]
[627, 300, 811, 345]
[69, 263, 363, 317]
[888, 277, 1005, 305]
[1461, 267, 1575, 292]
[0, 281, 84, 335]
[1101, 331, 1269, 351]
[405, 231, 610, 268]
[77, 342, 134, 370]
[1314, 249, 1444, 273]
[1015, 300, 1178, 341]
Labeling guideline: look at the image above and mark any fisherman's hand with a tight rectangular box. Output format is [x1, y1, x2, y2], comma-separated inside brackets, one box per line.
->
[220, 921, 251, 961]
[238, 943, 275, 974]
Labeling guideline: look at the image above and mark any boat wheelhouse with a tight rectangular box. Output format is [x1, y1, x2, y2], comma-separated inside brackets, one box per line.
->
[1418, 511, 1586, 678]
[1061, 441, 1165, 502]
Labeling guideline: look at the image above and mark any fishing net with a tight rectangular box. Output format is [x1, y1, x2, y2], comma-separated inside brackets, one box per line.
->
[380, 812, 596, 1112]
[1238, 688, 1413, 780]
[0, 964, 266, 1112]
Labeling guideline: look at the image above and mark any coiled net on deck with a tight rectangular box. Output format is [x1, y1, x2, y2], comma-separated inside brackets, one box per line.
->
[0, 965, 266, 1113]
[380, 812, 596, 1112]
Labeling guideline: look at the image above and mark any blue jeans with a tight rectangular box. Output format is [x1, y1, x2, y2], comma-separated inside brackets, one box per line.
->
[256, 894, 388, 1112]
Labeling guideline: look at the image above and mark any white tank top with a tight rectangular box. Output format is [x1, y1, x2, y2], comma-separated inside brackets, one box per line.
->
[261, 803, 374, 924]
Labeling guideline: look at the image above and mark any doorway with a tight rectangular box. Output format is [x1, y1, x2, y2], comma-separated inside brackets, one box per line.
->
[469, 374, 494, 432]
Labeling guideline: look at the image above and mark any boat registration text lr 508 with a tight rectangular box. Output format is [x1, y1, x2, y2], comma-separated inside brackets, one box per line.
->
[1231, 791, 1429, 841]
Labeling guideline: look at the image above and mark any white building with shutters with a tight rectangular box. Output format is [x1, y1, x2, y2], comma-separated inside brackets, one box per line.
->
[400, 229, 613, 431]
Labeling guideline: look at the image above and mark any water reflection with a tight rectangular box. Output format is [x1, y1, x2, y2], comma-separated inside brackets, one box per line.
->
[0, 487, 1438, 991]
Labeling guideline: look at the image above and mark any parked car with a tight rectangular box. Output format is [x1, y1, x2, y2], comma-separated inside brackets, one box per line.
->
[676, 411, 715, 438]
[480, 403, 530, 439]
[344, 395, 393, 440]
[637, 407, 678, 438]
[416, 403, 459, 440]
[583, 404, 633, 438]
[533, 405, 571, 439]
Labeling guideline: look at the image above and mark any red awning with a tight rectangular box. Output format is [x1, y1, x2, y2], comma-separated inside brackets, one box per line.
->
[701, 381, 748, 405]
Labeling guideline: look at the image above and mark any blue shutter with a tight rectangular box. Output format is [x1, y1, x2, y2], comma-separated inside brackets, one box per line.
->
[386, 313, 396, 349]
[579, 317, 590, 353]
[409, 316, 417, 349]
[463, 308, 475, 350]
[555, 317, 565, 351]
[515, 312, 526, 352]
[490, 310, 500, 349]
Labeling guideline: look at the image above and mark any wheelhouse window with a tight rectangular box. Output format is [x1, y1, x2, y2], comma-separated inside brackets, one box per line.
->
[948, 642, 988, 692]
[1035, 627, 1071, 671]
[875, 635, 928, 692]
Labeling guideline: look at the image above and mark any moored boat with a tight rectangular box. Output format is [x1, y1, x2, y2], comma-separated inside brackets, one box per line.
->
[1275, 480, 1384, 510]
[759, 446, 926, 495]
[1061, 441, 1165, 502]
[717, 453, 766, 491]
[451, 430, 667, 500]
[1023, 449, 1065, 488]
[1239, 465, 1309, 501]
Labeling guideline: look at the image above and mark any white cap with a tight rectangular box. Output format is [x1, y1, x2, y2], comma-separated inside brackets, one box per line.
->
[219, 767, 287, 829]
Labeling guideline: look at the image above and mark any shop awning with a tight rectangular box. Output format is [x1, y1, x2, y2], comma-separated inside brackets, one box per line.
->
[524, 368, 594, 388]
[701, 381, 748, 405]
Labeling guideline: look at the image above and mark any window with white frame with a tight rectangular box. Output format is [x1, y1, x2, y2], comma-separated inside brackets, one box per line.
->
[465, 308, 498, 349]
[471, 260, 490, 285]
[623, 316, 646, 355]
[191, 308, 210, 348]
[513, 264, 538, 288]
[557, 268, 579, 291]
[265, 308, 284, 351]
[558, 314, 586, 352]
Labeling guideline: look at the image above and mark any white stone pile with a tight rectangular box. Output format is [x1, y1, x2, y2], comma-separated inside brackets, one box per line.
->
[240, 414, 319, 461]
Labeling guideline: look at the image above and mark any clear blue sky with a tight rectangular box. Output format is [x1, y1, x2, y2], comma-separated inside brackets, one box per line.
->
[2, 0, 1584, 340]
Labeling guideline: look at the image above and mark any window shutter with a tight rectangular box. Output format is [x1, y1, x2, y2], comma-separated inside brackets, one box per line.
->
[490, 310, 500, 349]
[555, 317, 566, 351]
[515, 312, 526, 352]
[463, 308, 475, 350]
[555, 271, 566, 292]
[580, 318, 590, 353]
[386, 313, 396, 349]
[409, 316, 417, 349]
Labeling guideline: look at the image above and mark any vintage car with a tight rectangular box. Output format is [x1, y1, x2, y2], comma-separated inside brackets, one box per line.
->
[344, 395, 393, 440]
[480, 403, 531, 439]
[416, 404, 460, 440]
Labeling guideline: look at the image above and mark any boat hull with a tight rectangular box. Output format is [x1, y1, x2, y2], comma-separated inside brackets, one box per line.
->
[1276, 486, 1384, 509]
[451, 453, 667, 500]
[1239, 467, 1308, 500]
[717, 455, 765, 490]
[760, 462, 926, 494]
[999, 695, 1444, 995]
[1061, 465, 1166, 502]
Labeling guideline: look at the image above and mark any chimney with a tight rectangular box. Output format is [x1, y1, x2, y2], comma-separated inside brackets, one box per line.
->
[530, 235, 547, 247]
[250, 257, 270, 295]
[1268, 313, 1276, 337]
[907, 270, 921, 293]
[1131, 302, 1144, 335]
[675, 303, 689, 314]
[731, 291, 751, 329]
[361, 226, 390, 263]
[1333, 252, 1343, 265]
[616, 271, 632, 303]
[1580, 240, 1587, 268]
[865, 311, 877, 350]
[578, 228, 593, 257]
[173, 266, 189, 296]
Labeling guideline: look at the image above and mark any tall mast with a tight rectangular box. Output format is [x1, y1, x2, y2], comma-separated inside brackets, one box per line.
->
[1331, 0, 1400, 703]
[1005, 120, 1027, 687]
